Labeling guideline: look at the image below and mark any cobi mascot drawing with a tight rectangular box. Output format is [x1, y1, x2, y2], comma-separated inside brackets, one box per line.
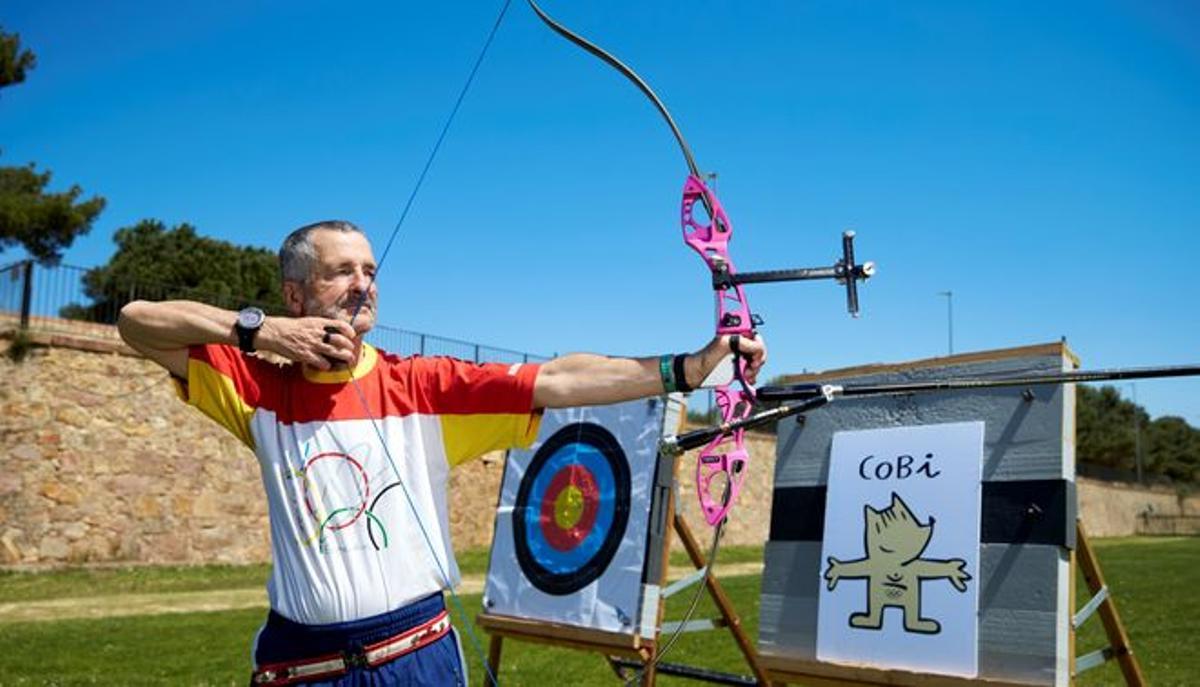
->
[824, 492, 971, 634]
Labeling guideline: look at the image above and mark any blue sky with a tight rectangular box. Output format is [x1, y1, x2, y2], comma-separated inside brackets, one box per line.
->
[3, 1, 1198, 423]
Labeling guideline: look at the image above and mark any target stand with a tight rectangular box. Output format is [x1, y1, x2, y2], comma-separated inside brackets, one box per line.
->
[477, 397, 768, 685]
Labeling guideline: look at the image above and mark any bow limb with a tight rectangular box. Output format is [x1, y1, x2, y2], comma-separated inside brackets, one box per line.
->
[526, 0, 758, 527]
[524, 3, 749, 678]
[526, 0, 701, 178]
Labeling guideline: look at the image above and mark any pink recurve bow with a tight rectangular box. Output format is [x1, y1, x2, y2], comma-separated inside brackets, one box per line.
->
[527, 0, 876, 530]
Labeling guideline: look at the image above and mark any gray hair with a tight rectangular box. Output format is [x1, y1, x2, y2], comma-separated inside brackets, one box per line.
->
[278, 220, 365, 283]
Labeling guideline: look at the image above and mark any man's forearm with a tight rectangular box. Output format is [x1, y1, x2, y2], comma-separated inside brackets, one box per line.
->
[118, 300, 240, 378]
[533, 353, 662, 408]
[532, 346, 717, 409]
[118, 300, 238, 353]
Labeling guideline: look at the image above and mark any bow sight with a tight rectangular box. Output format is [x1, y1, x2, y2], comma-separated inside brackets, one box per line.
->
[713, 229, 876, 321]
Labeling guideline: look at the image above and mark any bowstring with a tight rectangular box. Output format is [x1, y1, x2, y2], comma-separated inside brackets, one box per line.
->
[524, 2, 748, 679]
[338, 2, 514, 684]
[349, 0, 512, 325]
[622, 500, 726, 685]
[345, 380, 498, 686]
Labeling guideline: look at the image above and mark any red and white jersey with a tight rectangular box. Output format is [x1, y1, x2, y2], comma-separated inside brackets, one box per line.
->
[174, 343, 541, 624]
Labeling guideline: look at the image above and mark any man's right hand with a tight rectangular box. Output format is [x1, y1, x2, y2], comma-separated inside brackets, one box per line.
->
[260, 316, 358, 370]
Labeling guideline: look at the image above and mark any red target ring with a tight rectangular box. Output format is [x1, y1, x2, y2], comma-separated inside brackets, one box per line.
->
[539, 464, 600, 551]
[513, 422, 631, 596]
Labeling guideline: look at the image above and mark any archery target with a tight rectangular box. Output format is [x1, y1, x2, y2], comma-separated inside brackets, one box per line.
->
[513, 423, 630, 595]
[484, 397, 681, 634]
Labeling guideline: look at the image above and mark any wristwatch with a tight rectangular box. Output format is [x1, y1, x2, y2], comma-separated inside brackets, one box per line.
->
[234, 307, 266, 353]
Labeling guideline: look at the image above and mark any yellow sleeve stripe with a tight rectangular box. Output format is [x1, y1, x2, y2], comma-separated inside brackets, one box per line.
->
[175, 357, 257, 450]
[441, 412, 543, 467]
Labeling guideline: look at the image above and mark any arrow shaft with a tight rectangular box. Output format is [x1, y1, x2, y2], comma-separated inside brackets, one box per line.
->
[670, 363, 1200, 452]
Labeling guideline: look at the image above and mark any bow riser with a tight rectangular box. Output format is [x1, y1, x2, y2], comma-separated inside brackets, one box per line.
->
[681, 176, 754, 336]
[681, 174, 758, 525]
[696, 389, 754, 525]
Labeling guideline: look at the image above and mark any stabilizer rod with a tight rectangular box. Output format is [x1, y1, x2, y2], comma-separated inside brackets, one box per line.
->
[663, 363, 1200, 455]
[758, 364, 1200, 402]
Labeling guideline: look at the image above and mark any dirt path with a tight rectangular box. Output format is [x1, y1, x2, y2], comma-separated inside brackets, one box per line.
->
[0, 588, 268, 623]
[0, 562, 764, 624]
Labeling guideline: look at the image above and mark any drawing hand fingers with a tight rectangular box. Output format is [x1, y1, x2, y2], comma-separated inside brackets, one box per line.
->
[316, 329, 355, 363]
[321, 319, 357, 341]
[294, 348, 333, 370]
[317, 342, 354, 366]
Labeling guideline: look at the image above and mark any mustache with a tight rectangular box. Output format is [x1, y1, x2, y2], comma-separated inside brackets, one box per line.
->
[303, 293, 376, 320]
[341, 296, 374, 310]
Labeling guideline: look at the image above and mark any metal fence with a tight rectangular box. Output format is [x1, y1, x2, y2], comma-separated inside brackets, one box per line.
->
[0, 261, 30, 327]
[0, 260, 550, 364]
[1137, 514, 1200, 536]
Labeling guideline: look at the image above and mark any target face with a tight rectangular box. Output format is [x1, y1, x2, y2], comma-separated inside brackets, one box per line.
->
[513, 422, 631, 595]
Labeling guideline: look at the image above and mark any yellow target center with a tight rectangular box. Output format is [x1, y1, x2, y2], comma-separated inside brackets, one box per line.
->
[554, 485, 585, 529]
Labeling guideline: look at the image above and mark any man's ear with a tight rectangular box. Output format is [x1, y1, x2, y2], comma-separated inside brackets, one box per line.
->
[281, 281, 305, 316]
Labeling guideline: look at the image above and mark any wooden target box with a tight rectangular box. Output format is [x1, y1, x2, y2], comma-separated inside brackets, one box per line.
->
[760, 342, 1079, 686]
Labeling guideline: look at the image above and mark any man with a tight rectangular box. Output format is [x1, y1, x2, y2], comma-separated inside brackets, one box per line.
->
[118, 220, 765, 685]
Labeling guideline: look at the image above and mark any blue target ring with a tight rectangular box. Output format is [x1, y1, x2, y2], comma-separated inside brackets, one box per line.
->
[525, 444, 613, 572]
[513, 422, 631, 595]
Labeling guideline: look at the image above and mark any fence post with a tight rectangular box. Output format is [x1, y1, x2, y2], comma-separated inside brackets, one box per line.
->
[419, 334, 426, 356]
[19, 260, 33, 330]
[474, 344, 481, 363]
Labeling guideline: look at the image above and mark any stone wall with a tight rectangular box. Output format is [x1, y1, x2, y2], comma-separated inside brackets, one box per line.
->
[1077, 476, 1199, 537]
[0, 332, 780, 568]
[0, 331, 1192, 569]
[1, 341, 271, 566]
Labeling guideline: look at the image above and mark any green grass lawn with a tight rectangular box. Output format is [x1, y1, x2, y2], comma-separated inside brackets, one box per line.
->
[0, 584, 761, 686]
[0, 539, 1193, 685]
[1074, 537, 1198, 686]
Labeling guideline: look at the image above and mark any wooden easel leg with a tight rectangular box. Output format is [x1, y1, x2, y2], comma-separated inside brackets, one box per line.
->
[642, 654, 658, 686]
[486, 634, 503, 685]
[1075, 520, 1146, 686]
[674, 513, 772, 686]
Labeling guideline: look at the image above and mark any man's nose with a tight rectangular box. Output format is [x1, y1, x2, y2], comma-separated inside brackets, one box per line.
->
[349, 267, 372, 292]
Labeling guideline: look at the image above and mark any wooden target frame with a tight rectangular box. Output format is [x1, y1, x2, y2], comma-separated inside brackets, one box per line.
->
[477, 396, 768, 685]
[760, 342, 1145, 687]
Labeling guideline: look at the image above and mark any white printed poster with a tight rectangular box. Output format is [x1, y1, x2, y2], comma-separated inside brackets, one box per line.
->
[817, 422, 984, 678]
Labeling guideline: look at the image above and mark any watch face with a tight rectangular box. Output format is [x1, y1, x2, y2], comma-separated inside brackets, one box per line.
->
[237, 307, 265, 329]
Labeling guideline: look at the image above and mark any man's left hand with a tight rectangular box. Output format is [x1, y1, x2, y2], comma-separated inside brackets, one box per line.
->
[690, 334, 767, 388]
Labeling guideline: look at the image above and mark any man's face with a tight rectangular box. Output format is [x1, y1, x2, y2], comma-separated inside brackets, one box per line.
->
[287, 229, 379, 334]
